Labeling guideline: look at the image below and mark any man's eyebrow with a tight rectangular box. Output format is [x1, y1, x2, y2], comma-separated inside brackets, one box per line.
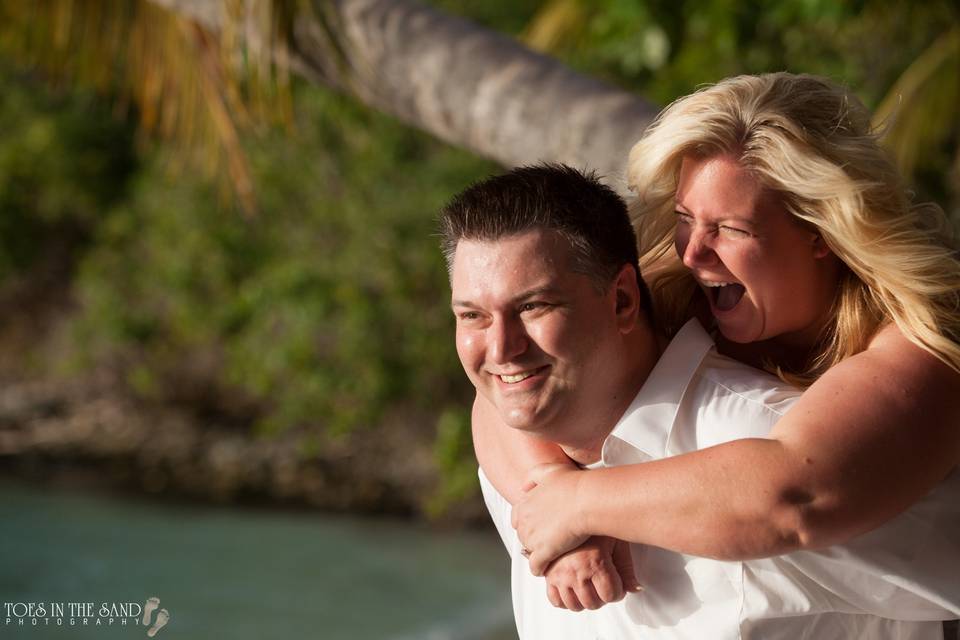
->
[514, 285, 561, 301]
[451, 285, 561, 309]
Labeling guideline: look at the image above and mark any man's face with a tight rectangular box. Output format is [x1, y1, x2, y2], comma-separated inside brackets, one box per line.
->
[451, 229, 623, 437]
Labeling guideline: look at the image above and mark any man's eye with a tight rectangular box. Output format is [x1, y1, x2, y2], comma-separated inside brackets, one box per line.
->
[519, 302, 545, 313]
[457, 311, 480, 321]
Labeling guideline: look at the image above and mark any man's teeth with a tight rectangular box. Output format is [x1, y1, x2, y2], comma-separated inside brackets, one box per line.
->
[701, 280, 736, 287]
[500, 371, 535, 383]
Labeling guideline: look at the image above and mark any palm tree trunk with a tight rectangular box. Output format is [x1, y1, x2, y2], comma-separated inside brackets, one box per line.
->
[148, 0, 658, 191]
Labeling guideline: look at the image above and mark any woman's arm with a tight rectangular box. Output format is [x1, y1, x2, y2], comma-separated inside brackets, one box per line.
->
[513, 327, 960, 574]
[471, 392, 573, 504]
[472, 392, 642, 608]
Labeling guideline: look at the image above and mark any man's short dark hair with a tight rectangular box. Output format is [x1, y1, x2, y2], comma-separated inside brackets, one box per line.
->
[439, 164, 649, 311]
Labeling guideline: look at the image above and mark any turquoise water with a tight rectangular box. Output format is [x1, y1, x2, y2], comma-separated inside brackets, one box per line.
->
[0, 479, 516, 639]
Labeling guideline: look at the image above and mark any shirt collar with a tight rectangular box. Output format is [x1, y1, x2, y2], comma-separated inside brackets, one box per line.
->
[602, 318, 715, 462]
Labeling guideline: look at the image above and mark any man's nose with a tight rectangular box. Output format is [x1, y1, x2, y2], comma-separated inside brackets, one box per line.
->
[679, 226, 718, 269]
[488, 316, 528, 364]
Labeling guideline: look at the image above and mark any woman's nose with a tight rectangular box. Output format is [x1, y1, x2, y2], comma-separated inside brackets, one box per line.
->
[678, 226, 718, 269]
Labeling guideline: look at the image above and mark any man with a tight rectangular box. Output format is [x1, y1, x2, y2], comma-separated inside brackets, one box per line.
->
[439, 164, 959, 639]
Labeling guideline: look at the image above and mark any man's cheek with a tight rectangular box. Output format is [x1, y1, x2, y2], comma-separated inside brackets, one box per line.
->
[455, 336, 483, 382]
[454, 332, 472, 361]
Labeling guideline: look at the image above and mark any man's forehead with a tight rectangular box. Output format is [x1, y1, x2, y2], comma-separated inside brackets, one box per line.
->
[453, 231, 575, 274]
[450, 230, 580, 299]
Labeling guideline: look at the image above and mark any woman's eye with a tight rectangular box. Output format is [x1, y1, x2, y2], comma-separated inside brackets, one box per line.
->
[675, 211, 693, 224]
[719, 225, 751, 238]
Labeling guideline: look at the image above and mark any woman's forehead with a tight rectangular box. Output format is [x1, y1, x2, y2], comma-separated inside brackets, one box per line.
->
[677, 156, 767, 213]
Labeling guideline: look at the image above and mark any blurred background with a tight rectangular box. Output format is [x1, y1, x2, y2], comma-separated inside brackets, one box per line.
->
[0, 1, 957, 638]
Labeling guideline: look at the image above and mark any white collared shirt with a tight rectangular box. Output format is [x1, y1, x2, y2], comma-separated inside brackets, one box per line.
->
[480, 319, 960, 639]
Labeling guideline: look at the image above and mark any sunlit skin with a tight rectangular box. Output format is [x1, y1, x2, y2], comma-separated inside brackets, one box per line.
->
[451, 229, 644, 461]
[456, 227, 657, 611]
[504, 156, 960, 586]
[674, 154, 841, 354]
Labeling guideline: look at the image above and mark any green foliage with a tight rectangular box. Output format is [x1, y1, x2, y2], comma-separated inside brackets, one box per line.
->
[426, 405, 479, 517]
[448, 0, 960, 216]
[512, 0, 955, 102]
[70, 82, 490, 437]
[4, 1, 959, 517]
[0, 67, 135, 282]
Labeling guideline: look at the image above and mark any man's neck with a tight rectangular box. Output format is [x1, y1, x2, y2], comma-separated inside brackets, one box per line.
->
[558, 325, 665, 466]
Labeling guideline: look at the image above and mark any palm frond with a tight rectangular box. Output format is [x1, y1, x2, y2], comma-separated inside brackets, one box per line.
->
[873, 25, 960, 178]
[0, 0, 297, 216]
[521, 0, 591, 53]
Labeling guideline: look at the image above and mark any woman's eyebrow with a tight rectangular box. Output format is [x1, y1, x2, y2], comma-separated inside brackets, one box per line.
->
[674, 201, 759, 228]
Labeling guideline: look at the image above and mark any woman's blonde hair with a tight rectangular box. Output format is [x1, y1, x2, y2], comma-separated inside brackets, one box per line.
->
[627, 72, 960, 384]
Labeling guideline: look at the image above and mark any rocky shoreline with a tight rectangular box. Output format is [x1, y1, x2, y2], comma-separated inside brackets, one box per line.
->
[0, 373, 488, 524]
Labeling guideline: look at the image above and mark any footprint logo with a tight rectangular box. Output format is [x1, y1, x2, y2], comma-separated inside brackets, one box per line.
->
[142, 598, 159, 626]
[147, 609, 169, 637]
[142, 597, 169, 637]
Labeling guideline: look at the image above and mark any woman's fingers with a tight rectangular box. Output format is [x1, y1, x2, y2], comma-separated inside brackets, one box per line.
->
[514, 466, 590, 572]
[523, 462, 574, 491]
[529, 548, 551, 577]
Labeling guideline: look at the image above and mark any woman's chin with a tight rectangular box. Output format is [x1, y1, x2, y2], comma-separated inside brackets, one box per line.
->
[714, 313, 763, 345]
[717, 327, 757, 344]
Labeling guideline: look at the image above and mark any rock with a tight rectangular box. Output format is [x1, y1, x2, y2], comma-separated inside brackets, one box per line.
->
[0, 374, 486, 525]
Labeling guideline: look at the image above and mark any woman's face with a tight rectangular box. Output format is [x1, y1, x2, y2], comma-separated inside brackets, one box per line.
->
[673, 154, 840, 349]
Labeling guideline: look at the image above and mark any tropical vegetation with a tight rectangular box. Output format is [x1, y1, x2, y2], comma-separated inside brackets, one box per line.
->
[0, 0, 956, 517]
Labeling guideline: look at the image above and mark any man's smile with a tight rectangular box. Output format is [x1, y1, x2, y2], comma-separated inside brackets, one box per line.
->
[491, 365, 550, 386]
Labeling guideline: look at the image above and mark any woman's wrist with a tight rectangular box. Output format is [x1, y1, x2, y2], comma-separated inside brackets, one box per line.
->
[569, 468, 594, 539]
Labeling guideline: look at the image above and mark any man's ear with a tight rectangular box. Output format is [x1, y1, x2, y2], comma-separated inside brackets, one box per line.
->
[812, 233, 832, 259]
[612, 263, 642, 333]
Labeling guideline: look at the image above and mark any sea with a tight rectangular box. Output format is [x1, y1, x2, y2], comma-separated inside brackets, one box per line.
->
[0, 478, 516, 639]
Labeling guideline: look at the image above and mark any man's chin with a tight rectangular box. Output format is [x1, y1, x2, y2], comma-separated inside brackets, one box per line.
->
[500, 407, 551, 435]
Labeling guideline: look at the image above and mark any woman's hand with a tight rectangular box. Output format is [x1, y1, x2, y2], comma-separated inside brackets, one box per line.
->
[512, 462, 590, 576]
[541, 536, 642, 610]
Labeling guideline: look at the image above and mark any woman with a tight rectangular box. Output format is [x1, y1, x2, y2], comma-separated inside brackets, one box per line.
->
[478, 72, 960, 607]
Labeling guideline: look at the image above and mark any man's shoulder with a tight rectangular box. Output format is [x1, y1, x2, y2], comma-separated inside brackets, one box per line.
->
[694, 349, 801, 417]
[478, 467, 519, 556]
[654, 319, 801, 418]
[608, 322, 801, 458]
[662, 331, 802, 450]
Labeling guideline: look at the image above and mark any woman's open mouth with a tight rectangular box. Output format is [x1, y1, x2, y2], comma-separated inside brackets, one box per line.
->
[701, 280, 746, 312]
